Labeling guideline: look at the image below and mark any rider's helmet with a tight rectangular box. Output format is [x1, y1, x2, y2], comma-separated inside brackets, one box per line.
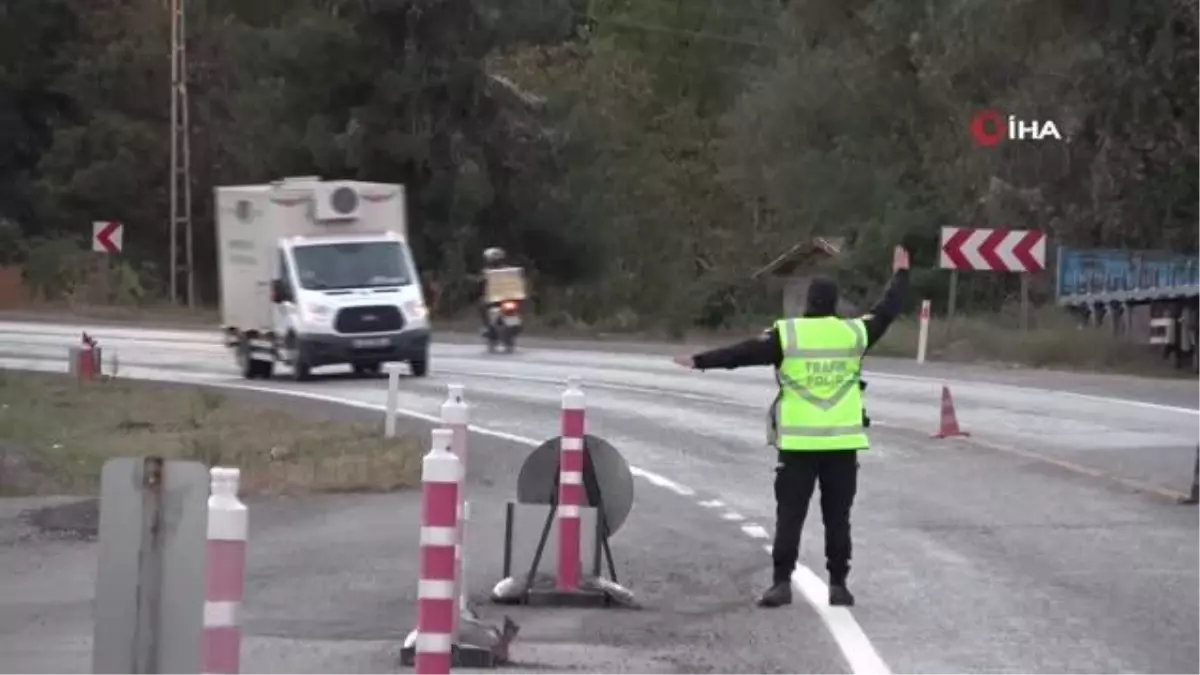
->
[483, 247, 506, 265]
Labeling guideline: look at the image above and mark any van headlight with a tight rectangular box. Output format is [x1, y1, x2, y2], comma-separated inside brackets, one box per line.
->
[404, 300, 428, 320]
[303, 303, 332, 322]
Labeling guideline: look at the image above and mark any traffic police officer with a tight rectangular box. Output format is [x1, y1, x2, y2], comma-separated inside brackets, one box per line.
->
[672, 246, 909, 607]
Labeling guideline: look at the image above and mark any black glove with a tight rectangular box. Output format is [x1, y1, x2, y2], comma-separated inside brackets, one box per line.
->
[860, 379, 870, 427]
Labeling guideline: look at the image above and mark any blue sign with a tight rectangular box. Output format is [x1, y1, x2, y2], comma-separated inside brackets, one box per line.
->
[1056, 247, 1200, 303]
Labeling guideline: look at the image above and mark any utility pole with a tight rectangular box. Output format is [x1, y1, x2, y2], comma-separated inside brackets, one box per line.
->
[168, 0, 195, 307]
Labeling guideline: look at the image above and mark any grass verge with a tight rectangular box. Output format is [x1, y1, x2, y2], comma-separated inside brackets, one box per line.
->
[0, 369, 422, 497]
[0, 301, 218, 328]
[870, 310, 1193, 377]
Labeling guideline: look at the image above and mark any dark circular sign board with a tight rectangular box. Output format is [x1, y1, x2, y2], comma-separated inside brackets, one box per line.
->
[516, 434, 635, 536]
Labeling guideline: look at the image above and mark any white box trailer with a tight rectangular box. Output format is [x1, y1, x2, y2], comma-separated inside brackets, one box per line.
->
[215, 177, 431, 380]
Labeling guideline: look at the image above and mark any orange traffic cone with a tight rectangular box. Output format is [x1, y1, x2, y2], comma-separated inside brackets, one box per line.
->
[933, 385, 969, 438]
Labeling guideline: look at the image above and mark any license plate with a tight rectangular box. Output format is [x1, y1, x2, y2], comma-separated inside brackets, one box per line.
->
[352, 337, 390, 348]
[502, 315, 521, 326]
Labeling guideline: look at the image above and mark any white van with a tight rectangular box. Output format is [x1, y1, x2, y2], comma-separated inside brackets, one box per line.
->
[215, 177, 430, 380]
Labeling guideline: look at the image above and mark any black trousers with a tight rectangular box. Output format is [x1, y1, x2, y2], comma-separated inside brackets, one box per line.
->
[771, 450, 859, 585]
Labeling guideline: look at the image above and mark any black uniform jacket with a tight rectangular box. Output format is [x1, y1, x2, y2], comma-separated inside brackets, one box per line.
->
[690, 270, 910, 370]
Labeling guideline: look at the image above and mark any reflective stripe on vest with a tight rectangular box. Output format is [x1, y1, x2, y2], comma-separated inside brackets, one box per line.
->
[773, 317, 869, 451]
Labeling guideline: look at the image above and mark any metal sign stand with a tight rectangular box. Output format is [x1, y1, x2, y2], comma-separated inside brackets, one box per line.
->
[491, 433, 638, 609]
[521, 443, 619, 606]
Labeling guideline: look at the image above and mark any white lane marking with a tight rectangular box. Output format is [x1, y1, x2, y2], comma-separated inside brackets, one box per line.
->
[741, 524, 770, 539]
[791, 564, 892, 675]
[630, 466, 696, 496]
[756, 543, 891, 674]
[437, 365, 731, 406]
[720, 512, 744, 521]
[698, 499, 725, 508]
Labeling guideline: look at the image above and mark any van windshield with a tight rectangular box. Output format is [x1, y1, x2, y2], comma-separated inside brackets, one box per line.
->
[291, 241, 413, 290]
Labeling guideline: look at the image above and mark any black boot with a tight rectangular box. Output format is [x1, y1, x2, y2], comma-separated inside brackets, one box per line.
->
[757, 581, 793, 608]
[829, 584, 855, 606]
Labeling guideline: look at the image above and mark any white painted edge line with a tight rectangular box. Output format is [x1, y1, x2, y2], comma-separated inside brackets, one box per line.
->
[630, 466, 696, 496]
[740, 524, 770, 539]
[759, 544, 891, 675]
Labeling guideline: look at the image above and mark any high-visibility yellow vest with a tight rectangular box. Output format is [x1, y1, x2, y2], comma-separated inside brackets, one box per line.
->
[771, 316, 869, 451]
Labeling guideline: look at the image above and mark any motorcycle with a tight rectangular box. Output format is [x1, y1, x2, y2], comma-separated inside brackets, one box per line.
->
[485, 298, 523, 353]
[481, 265, 527, 354]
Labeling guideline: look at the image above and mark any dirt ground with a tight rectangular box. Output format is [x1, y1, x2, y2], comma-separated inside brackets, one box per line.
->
[0, 370, 422, 498]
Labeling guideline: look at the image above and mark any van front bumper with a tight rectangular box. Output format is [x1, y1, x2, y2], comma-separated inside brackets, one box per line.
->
[297, 329, 430, 367]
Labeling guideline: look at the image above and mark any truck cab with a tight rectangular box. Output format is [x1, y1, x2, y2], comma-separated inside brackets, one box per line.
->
[217, 177, 431, 380]
[271, 230, 429, 378]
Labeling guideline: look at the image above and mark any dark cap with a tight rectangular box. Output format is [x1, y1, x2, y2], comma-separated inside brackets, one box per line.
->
[804, 276, 839, 317]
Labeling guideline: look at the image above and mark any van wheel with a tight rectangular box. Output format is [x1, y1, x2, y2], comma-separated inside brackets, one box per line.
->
[238, 342, 273, 379]
[237, 343, 255, 379]
[286, 334, 312, 381]
[293, 361, 312, 381]
[409, 357, 429, 377]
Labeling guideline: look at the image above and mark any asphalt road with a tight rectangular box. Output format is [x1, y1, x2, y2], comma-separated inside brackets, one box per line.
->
[0, 383, 836, 674]
[0, 320, 1196, 674]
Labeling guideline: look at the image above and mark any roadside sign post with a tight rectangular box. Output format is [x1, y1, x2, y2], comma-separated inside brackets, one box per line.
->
[1020, 275, 1030, 330]
[93, 457, 209, 674]
[917, 300, 931, 364]
[92, 221, 123, 303]
[939, 227, 1047, 331]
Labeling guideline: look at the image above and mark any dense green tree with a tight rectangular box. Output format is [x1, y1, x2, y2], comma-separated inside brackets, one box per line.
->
[0, 0, 76, 227]
[2, 0, 1194, 324]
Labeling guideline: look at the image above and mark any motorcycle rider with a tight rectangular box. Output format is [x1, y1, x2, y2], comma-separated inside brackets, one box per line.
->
[477, 247, 509, 334]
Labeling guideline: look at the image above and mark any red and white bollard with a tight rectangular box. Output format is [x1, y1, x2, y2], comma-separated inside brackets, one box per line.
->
[440, 384, 469, 635]
[416, 428, 462, 675]
[204, 467, 248, 674]
[72, 332, 100, 380]
[557, 376, 585, 591]
[917, 299, 931, 364]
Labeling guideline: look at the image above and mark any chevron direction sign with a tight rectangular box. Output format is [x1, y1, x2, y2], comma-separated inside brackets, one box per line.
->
[92, 221, 123, 254]
[939, 227, 1046, 272]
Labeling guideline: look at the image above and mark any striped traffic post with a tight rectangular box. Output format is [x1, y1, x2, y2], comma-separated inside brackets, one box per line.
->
[917, 299, 931, 364]
[384, 363, 403, 438]
[440, 384, 470, 635]
[416, 428, 462, 674]
[557, 376, 585, 591]
[204, 467, 248, 674]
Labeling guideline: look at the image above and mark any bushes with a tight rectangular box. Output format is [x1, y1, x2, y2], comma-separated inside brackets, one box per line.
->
[11, 229, 159, 306]
[873, 307, 1176, 374]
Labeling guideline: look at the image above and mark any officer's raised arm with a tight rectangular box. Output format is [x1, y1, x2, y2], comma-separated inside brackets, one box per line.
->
[862, 246, 911, 349]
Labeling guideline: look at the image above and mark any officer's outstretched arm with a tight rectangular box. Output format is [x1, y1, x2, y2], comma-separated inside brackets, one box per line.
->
[687, 328, 782, 370]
